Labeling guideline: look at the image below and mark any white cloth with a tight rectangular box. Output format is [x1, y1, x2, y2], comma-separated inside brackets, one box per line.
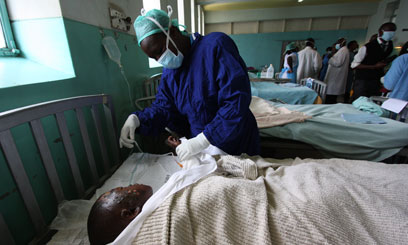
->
[296, 46, 322, 82]
[249, 96, 311, 128]
[324, 46, 350, 95]
[111, 153, 217, 245]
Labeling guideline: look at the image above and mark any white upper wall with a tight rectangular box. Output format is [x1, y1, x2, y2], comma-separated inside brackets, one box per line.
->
[366, 0, 408, 46]
[204, 2, 379, 23]
[59, 0, 143, 35]
[6, 0, 62, 20]
[6, 0, 183, 36]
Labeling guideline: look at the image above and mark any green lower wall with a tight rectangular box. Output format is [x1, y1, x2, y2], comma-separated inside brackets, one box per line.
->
[230, 29, 368, 72]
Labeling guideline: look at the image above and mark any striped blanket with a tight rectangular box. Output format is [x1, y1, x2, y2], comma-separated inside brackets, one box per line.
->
[132, 156, 408, 244]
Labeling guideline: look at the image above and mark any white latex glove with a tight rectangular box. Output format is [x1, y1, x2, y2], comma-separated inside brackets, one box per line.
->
[176, 132, 210, 161]
[119, 114, 140, 148]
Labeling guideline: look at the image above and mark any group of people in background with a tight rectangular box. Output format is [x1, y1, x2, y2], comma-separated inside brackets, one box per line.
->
[280, 22, 408, 104]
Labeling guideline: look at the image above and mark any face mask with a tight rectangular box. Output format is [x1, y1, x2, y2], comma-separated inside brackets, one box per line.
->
[335, 44, 341, 50]
[146, 7, 184, 69]
[381, 31, 395, 41]
[157, 42, 184, 69]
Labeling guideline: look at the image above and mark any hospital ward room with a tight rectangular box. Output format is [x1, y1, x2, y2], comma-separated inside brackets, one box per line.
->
[1, 0, 408, 244]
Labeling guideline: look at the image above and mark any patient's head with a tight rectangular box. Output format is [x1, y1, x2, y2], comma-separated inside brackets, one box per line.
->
[87, 184, 153, 245]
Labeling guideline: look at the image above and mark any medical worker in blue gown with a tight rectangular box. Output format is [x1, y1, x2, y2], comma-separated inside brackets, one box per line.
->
[119, 6, 260, 160]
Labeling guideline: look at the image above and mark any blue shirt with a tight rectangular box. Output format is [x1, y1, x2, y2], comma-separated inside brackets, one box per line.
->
[135, 32, 260, 156]
[384, 54, 408, 101]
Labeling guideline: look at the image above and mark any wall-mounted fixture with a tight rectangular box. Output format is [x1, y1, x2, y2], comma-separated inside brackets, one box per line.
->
[109, 8, 132, 32]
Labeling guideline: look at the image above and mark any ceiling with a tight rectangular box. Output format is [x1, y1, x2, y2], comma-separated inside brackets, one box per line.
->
[197, 0, 380, 11]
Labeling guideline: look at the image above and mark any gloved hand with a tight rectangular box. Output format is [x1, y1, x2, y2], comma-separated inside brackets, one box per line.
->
[176, 132, 210, 161]
[119, 114, 140, 148]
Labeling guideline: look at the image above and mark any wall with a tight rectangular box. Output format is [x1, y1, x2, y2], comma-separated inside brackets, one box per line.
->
[230, 29, 368, 73]
[366, 0, 408, 46]
[204, 2, 379, 23]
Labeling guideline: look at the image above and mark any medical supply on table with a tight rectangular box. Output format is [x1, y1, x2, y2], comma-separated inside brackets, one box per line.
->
[102, 36, 134, 108]
[266, 64, 275, 78]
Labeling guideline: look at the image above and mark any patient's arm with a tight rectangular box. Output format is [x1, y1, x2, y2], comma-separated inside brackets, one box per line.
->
[87, 184, 153, 245]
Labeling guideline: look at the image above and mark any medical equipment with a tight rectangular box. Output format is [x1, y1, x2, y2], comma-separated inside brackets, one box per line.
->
[102, 36, 134, 109]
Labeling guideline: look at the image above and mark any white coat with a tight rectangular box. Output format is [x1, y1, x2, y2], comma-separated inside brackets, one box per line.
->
[296, 46, 322, 82]
[324, 46, 350, 95]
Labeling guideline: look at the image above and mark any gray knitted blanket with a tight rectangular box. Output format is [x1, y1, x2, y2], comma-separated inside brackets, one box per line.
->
[132, 156, 408, 245]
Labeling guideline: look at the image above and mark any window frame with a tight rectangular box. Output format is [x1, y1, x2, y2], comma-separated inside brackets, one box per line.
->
[0, 0, 20, 57]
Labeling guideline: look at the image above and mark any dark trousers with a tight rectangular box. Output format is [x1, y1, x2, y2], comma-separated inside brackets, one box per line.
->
[325, 95, 338, 104]
[351, 79, 381, 102]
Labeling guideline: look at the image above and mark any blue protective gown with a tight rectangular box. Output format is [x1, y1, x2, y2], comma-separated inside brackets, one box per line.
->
[134, 32, 260, 156]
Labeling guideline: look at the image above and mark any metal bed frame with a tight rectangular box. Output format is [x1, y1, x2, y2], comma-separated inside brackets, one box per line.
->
[0, 94, 121, 244]
[298, 78, 327, 103]
[135, 73, 162, 110]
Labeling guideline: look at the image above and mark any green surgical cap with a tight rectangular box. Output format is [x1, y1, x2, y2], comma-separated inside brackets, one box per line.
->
[285, 42, 297, 52]
[134, 9, 178, 46]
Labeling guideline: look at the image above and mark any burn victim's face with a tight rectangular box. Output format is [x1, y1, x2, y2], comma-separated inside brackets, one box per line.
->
[87, 184, 153, 245]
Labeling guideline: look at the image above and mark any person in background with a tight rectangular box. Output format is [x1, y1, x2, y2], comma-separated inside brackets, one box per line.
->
[279, 42, 298, 83]
[384, 53, 408, 101]
[319, 47, 332, 81]
[344, 40, 359, 103]
[324, 38, 350, 104]
[350, 22, 397, 102]
[369, 33, 378, 42]
[119, 7, 259, 160]
[297, 38, 322, 82]
[87, 184, 153, 245]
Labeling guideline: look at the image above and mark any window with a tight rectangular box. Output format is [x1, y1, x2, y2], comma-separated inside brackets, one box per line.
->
[142, 0, 161, 68]
[177, 0, 185, 26]
[191, 0, 196, 33]
[0, 0, 20, 56]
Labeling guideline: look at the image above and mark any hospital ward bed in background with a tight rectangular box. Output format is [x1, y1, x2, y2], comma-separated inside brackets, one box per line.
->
[256, 100, 408, 162]
[1, 94, 408, 244]
[135, 74, 326, 110]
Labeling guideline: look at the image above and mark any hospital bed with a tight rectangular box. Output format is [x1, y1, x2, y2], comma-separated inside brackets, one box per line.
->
[250, 81, 319, 104]
[135, 73, 161, 110]
[0, 94, 121, 244]
[136, 74, 321, 109]
[257, 100, 408, 162]
[298, 77, 327, 103]
[1, 95, 408, 244]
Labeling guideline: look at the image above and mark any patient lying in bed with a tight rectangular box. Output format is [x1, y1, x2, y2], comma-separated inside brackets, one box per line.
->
[87, 184, 153, 245]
